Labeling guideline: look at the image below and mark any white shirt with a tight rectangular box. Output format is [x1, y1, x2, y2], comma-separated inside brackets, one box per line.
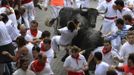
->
[97, 1, 117, 22]
[117, 7, 134, 19]
[0, 6, 18, 29]
[26, 29, 42, 40]
[126, 0, 134, 6]
[40, 48, 54, 63]
[13, 69, 36, 75]
[58, 27, 78, 45]
[29, 61, 54, 75]
[5, 20, 20, 40]
[119, 42, 134, 64]
[95, 62, 109, 75]
[64, 0, 74, 7]
[64, 54, 87, 72]
[93, 46, 121, 65]
[75, 0, 90, 8]
[24, 34, 33, 42]
[0, 21, 12, 46]
[25, 43, 34, 62]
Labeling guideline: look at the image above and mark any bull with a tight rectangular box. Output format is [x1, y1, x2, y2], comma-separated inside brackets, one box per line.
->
[48, 7, 104, 75]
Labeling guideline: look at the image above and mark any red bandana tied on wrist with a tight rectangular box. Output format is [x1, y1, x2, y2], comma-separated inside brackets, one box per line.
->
[31, 59, 45, 72]
[30, 29, 37, 37]
[102, 47, 112, 55]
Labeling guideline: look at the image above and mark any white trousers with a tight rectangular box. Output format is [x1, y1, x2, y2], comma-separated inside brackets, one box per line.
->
[101, 20, 115, 35]
[23, 1, 35, 28]
[51, 36, 60, 52]
[75, 0, 90, 8]
[49, 6, 63, 18]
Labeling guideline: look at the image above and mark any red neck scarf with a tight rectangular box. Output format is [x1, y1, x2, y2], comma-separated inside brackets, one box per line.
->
[69, 54, 84, 75]
[30, 29, 38, 37]
[71, 54, 80, 60]
[102, 47, 112, 55]
[41, 43, 46, 52]
[31, 60, 45, 72]
[71, 54, 80, 64]
[124, 65, 134, 75]
[68, 71, 84, 75]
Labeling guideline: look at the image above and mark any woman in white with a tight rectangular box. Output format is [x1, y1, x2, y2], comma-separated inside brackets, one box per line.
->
[51, 21, 78, 52]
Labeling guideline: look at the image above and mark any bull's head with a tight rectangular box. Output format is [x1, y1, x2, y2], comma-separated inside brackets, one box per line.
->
[80, 7, 99, 28]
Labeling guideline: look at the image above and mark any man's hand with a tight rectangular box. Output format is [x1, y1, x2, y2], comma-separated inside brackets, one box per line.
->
[2, 51, 10, 56]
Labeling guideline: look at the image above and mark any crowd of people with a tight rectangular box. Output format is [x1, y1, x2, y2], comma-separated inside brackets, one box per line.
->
[0, 0, 134, 75]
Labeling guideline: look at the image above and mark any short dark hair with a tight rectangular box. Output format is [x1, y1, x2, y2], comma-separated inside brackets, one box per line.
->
[103, 39, 111, 44]
[31, 20, 38, 26]
[40, 30, 51, 39]
[127, 31, 134, 37]
[16, 36, 27, 47]
[116, 18, 124, 25]
[1, 0, 9, 6]
[128, 53, 134, 64]
[19, 56, 29, 68]
[94, 52, 102, 61]
[70, 45, 81, 53]
[114, 0, 124, 7]
[1, 13, 9, 23]
[43, 39, 51, 44]
[32, 45, 40, 52]
[67, 21, 76, 32]
[106, 70, 117, 75]
[73, 19, 79, 25]
[15, 9, 21, 16]
[123, 14, 132, 22]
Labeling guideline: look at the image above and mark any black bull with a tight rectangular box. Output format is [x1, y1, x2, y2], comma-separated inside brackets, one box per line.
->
[58, 7, 103, 56]
[57, 7, 104, 73]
